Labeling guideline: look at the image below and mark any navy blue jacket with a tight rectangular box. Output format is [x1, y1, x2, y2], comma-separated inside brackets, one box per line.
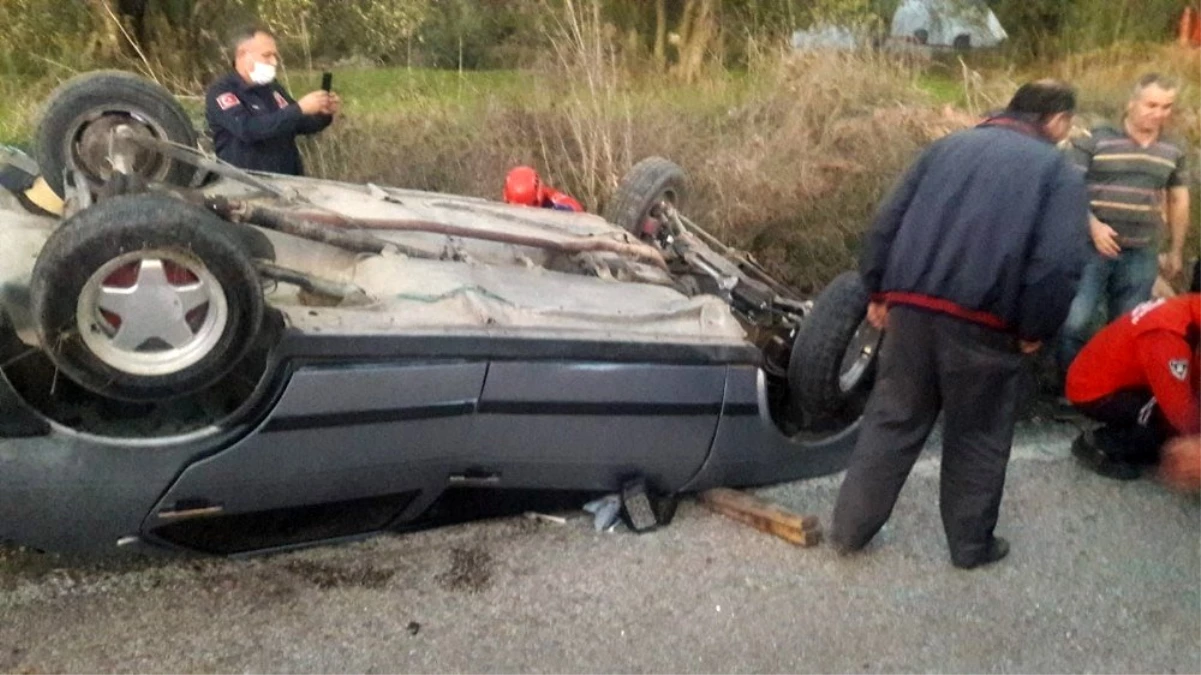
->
[205, 73, 331, 176]
[860, 115, 1090, 341]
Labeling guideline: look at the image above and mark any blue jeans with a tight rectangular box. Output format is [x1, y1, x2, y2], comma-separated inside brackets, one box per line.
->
[1057, 246, 1159, 372]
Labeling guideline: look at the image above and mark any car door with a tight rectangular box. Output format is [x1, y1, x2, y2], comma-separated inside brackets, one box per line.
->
[145, 360, 485, 553]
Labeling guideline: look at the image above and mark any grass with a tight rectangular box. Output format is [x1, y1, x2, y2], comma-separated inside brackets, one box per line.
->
[0, 62, 771, 146]
[0, 67, 531, 147]
[2, 41, 1197, 291]
[282, 66, 528, 115]
[0, 55, 975, 289]
[0, 76, 56, 149]
[916, 72, 968, 106]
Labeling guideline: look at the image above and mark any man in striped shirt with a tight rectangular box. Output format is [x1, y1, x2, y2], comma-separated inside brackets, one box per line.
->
[1058, 73, 1191, 373]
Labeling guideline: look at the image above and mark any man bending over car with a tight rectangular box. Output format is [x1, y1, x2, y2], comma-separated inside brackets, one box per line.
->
[829, 80, 1089, 570]
[1066, 293, 1200, 482]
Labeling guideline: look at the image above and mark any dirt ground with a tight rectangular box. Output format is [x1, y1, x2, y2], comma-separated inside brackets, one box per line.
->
[0, 419, 1198, 674]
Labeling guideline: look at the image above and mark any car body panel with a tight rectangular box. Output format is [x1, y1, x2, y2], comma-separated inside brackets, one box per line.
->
[0, 147, 863, 556]
[0, 325, 858, 554]
[469, 361, 725, 490]
[686, 365, 859, 490]
[0, 371, 252, 554]
[147, 361, 486, 528]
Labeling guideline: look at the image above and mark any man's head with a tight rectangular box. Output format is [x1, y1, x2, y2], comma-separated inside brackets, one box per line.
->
[230, 25, 279, 86]
[503, 166, 543, 206]
[1006, 79, 1077, 143]
[1126, 73, 1177, 137]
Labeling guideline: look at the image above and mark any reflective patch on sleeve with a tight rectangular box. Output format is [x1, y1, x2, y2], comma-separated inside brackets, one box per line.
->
[273, 91, 289, 109]
[216, 92, 241, 111]
[1169, 359, 1189, 381]
[1130, 298, 1166, 325]
[1138, 397, 1158, 426]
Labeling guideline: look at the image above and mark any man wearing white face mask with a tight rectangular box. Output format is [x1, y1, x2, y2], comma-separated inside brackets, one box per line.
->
[205, 25, 340, 175]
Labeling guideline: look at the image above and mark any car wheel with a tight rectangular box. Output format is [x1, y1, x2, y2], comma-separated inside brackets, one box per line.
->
[604, 157, 688, 242]
[788, 271, 881, 420]
[36, 70, 198, 198]
[227, 222, 277, 262]
[30, 194, 264, 402]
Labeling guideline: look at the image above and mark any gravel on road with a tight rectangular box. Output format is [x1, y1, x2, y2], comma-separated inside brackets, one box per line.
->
[1, 420, 1198, 674]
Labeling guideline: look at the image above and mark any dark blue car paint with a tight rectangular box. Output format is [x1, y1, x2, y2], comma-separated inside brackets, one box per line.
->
[0, 326, 858, 555]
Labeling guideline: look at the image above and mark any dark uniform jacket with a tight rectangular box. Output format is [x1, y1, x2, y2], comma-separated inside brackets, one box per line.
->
[205, 73, 331, 175]
[860, 114, 1090, 342]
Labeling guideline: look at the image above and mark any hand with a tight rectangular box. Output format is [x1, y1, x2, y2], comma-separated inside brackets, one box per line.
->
[297, 90, 331, 116]
[327, 92, 342, 116]
[866, 300, 888, 330]
[1019, 340, 1042, 355]
[1159, 434, 1201, 493]
[1160, 250, 1183, 280]
[1089, 220, 1121, 259]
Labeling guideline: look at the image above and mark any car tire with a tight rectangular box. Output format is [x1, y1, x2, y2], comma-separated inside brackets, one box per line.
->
[228, 223, 277, 262]
[30, 193, 264, 402]
[604, 157, 688, 239]
[788, 271, 881, 420]
[0, 307, 24, 365]
[36, 70, 197, 198]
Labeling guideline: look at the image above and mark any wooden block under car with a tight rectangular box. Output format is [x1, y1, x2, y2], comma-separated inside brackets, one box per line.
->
[698, 488, 822, 547]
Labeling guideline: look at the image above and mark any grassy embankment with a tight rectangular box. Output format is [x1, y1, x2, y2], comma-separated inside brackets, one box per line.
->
[2, 43, 1197, 292]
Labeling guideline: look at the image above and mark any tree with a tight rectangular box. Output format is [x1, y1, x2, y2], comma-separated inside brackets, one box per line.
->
[653, 0, 668, 68]
[670, 0, 719, 82]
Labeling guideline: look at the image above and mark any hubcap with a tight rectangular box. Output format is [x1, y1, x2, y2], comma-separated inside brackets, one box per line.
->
[838, 320, 882, 393]
[76, 250, 228, 376]
[638, 190, 677, 246]
[66, 108, 169, 184]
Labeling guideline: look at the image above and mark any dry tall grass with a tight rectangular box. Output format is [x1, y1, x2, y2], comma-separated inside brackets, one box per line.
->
[305, 37, 1198, 293]
[306, 45, 975, 292]
[4, 5, 1194, 296]
[1051, 44, 1200, 137]
[534, 0, 635, 211]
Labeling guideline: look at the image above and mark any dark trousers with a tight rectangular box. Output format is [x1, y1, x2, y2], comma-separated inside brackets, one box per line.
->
[1075, 389, 1172, 463]
[831, 306, 1024, 566]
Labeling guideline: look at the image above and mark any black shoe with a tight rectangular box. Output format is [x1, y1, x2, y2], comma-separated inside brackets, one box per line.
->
[1071, 430, 1140, 481]
[829, 534, 865, 556]
[953, 537, 1009, 570]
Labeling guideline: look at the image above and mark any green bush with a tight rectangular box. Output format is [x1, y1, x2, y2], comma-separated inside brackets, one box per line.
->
[991, 0, 1190, 58]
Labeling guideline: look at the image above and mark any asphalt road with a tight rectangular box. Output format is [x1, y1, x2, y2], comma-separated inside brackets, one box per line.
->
[1, 419, 1198, 674]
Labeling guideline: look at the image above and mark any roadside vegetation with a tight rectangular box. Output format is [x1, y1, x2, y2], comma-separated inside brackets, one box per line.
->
[1, 0, 1197, 291]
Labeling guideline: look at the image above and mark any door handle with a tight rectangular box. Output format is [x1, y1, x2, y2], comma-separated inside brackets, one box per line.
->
[157, 498, 225, 520]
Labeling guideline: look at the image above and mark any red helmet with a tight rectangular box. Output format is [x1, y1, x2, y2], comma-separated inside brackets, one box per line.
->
[503, 166, 542, 206]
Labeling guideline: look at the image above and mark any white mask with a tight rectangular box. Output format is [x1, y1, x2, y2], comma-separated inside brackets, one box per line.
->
[249, 61, 276, 85]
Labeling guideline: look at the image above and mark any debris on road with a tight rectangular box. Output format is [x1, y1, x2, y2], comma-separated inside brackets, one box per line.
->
[698, 488, 822, 547]
[582, 495, 622, 532]
[523, 512, 568, 525]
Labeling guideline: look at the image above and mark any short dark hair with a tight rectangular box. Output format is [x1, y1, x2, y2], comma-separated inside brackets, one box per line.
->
[1006, 79, 1076, 120]
[228, 24, 273, 65]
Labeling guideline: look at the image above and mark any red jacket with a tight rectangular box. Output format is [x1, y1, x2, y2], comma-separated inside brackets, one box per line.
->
[541, 187, 583, 212]
[1066, 294, 1201, 435]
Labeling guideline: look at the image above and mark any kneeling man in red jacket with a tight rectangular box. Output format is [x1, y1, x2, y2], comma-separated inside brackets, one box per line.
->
[1066, 293, 1200, 483]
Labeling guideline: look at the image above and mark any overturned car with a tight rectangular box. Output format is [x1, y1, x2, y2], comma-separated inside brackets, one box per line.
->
[0, 71, 880, 556]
